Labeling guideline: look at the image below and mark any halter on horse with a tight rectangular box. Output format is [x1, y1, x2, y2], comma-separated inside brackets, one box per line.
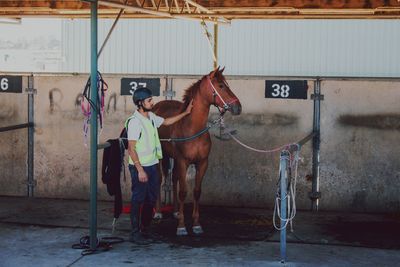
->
[153, 67, 242, 236]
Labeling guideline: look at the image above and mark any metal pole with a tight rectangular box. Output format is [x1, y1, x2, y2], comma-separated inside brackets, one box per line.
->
[213, 23, 218, 68]
[163, 77, 174, 205]
[27, 75, 34, 197]
[280, 150, 289, 263]
[89, 0, 99, 250]
[311, 79, 321, 211]
[0, 123, 33, 133]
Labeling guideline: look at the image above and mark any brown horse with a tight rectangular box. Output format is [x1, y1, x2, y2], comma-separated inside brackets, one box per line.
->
[153, 67, 242, 235]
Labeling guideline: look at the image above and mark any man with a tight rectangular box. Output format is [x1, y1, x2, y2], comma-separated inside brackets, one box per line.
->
[126, 87, 193, 244]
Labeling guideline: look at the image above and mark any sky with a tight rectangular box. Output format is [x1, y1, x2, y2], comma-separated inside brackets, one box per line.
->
[0, 18, 62, 42]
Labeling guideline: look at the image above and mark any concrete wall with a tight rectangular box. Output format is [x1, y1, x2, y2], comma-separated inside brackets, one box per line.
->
[0, 78, 28, 196]
[0, 74, 399, 212]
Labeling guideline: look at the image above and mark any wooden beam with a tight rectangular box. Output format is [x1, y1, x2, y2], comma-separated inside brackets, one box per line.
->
[2, 0, 400, 9]
[1, 0, 400, 19]
[3, 11, 400, 19]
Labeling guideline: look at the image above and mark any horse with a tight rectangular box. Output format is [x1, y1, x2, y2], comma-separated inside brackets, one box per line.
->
[152, 67, 242, 236]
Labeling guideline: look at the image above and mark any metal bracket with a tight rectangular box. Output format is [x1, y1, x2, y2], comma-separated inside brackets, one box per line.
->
[22, 180, 37, 187]
[25, 88, 37, 95]
[163, 90, 176, 98]
[311, 94, 324, 100]
[162, 183, 172, 191]
[308, 191, 322, 200]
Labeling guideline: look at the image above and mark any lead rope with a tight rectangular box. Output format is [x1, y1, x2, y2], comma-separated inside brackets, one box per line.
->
[219, 117, 301, 231]
[221, 116, 295, 153]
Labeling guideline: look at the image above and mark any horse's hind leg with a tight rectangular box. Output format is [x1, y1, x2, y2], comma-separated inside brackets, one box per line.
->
[175, 159, 189, 236]
[154, 160, 168, 219]
[192, 159, 208, 235]
[172, 162, 179, 219]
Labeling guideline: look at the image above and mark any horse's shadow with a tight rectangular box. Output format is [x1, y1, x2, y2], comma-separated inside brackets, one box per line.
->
[150, 204, 274, 247]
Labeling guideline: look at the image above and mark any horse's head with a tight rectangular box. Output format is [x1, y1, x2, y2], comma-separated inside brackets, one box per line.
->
[204, 67, 242, 115]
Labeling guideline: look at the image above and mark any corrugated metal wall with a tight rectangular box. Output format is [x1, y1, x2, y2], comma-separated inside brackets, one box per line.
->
[62, 19, 212, 75]
[61, 19, 400, 77]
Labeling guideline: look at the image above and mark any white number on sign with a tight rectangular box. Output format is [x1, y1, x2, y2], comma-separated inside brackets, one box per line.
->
[129, 82, 147, 95]
[271, 84, 290, 98]
[1, 78, 9, 91]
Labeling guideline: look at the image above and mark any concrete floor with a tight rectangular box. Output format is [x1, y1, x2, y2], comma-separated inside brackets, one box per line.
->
[0, 196, 399, 267]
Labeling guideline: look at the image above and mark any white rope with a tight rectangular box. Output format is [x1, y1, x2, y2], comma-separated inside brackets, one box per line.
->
[273, 150, 300, 231]
[200, 20, 217, 63]
[111, 217, 117, 234]
[228, 133, 293, 154]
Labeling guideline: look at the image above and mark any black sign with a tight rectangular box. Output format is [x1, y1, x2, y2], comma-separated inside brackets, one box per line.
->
[121, 78, 160, 96]
[265, 80, 308, 100]
[0, 76, 22, 93]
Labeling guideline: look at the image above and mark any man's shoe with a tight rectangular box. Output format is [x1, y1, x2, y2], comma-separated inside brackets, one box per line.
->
[129, 232, 151, 245]
[141, 228, 156, 242]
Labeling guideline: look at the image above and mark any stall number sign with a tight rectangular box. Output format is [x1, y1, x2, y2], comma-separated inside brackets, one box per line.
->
[121, 78, 160, 96]
[265, 80, 308, 99]
[0, 76, 22, 93]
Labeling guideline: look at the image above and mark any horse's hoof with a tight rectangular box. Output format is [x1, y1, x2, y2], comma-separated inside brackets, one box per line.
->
[192, 225, 204, 235]
[176, 227, 188, 236]
[153, 212, 163, 220]
[173, 212, 179, 219]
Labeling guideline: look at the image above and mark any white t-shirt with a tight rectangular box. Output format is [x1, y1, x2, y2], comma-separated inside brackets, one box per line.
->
[127, 110, 164, 141]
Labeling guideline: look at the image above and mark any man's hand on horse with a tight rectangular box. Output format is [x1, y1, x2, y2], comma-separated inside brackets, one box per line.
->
[185, 99, 194, 115]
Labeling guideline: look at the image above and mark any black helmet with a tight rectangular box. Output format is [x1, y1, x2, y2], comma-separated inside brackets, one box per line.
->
[132, 87, 152, 104]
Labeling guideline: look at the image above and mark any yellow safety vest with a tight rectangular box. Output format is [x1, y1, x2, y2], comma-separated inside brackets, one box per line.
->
[125, 114, 163, 166]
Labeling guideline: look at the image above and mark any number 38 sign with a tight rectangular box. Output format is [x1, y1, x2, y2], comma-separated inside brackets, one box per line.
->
[265, 80, 308, 100]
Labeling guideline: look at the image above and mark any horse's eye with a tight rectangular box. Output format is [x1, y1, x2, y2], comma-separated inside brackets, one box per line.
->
[219, 83, 224, 89]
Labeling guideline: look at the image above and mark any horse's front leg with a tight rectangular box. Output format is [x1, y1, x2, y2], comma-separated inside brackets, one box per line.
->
[192, 159, 208, 235]
[176, 159, 189, 236]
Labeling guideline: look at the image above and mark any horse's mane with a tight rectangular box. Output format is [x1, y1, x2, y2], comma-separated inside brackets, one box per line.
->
[180, 76, 204, 112]
[180, 70, 224, 112]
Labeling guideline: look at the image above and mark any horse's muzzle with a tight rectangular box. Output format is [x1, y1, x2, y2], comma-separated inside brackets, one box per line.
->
[230, 103, 242, 115]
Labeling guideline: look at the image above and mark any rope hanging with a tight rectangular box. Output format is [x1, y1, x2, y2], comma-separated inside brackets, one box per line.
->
[81, 71, 108, 145]
[200, 20, 217, 64]
[273, 149, 300, 231]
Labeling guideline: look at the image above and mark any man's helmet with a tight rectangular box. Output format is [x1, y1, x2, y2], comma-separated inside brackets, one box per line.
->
[132, 87, 152, 105]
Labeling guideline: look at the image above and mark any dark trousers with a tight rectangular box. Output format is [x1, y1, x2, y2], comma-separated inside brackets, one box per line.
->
[129, 164, 160, 233]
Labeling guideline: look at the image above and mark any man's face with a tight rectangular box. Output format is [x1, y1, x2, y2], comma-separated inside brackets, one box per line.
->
[142, 97, 154, 110]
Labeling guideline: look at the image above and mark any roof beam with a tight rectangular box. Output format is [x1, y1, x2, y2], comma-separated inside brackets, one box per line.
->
[1, 0, 400, 19]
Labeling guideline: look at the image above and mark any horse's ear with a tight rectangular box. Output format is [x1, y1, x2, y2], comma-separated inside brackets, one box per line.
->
[210, 67, 218, 79]
[220, 66, 225, 73]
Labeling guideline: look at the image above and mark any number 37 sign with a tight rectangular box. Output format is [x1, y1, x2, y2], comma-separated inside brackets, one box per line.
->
[265, 80, 308, 100]
[121, 78, 160, 96]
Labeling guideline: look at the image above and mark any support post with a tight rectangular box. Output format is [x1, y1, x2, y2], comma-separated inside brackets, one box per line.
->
[311, 79, 322, 211]
[89, 0, 99, 250]
[27, 75, 35, 197]
[163, 77, 174, 205]
[213, 23, 218, 68]
[279, 150, 289, 263]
